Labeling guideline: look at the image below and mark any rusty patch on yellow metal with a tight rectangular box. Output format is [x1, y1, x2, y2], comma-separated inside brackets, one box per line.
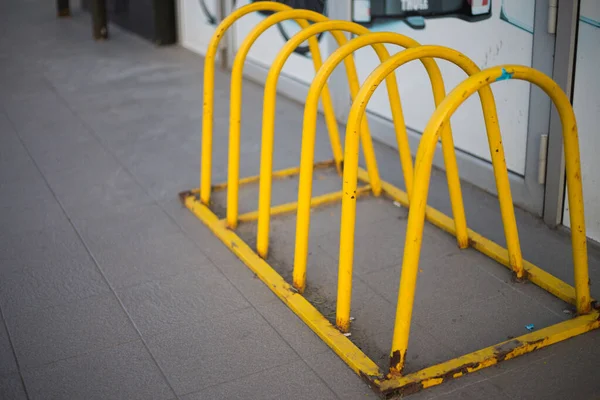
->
[389, 350, 402, 373]
[493, 337, 546, 362]
[178, 190, 197, 205]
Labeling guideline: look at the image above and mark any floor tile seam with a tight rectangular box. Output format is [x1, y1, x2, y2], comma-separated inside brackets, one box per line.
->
[0, 304, 31, 400]
[482, 352, 556, 382]
[269, 238, 340, 265]
[306, 214, 408, 244]
[351, 260, 404, 281]
[426, 376, 491, 400]
[486, 378, 521, 400]
[3, 106, 181, 400]
[360, 314, 462, 367]
[132, 303, 256, 341]
[105, 258, 234, 292]
[232, 198, 398, 241]
[354, 251, 522, 291]
[469, 259, 570, 319]
[182, 219, 340, 393]
[355, 272, 509, 323]
[317, 244, 472, 276]
[420, 314, 570, 370]
[149, 203, 287, 310]
[245, 302, 343, 400]
[175, 358, 313, 399]
[0, 195, 63, 212]
[0, 288, 118, 322]
[0, 167, 42, 187]
[33, 207, 181, 399]
[413, 292, 509, 329]
[39, 76, 152, 195]
[38, 68, 229, 277]
[402, 319, 462, 360]
[241, 240, 363, 400]
[147, 197, 294, 316]
[51, 220, 181, 399]
[0, 370, 28, 380]
[502, 283, 568, 319]
[415, 292, 543, 357]
[23, 144, 117, 179]
[0, 237, 114, 266]
[17, 336, 142, 371]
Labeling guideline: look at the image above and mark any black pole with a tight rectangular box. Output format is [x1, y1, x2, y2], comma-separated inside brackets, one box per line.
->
[91, 0, 108, 40]
[152, 0, 177, 46]
[56, 0, 70, 17]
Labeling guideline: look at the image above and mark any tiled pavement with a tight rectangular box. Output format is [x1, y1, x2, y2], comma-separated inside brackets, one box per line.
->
[1, 1, 599, 399]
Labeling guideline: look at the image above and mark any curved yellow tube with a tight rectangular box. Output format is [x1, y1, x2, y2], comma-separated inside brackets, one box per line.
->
[329, 39, 521, 333]
[287, 29, 469, 300]
[227, 10, 372, 257]
[254, 15, 387, 259]
[228, 9, 352, 232]
[342, 45, 518, 367]
[200, 1, 294, 206]
[388, 62, 590, 374]
[342, 45, 589, 373]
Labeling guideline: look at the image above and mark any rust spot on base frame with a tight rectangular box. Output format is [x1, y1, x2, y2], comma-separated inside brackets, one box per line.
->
[439, 361, 481, 380]
[178, 190, 194, 205]
[381, 361, 483, 398]
[493, 337, 546, 362]
[389, 350, 403, 373]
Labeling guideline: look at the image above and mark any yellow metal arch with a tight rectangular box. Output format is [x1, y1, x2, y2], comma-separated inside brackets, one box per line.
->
[390, 63, 592, 374]
[263, 24, 414, 289]
[200, 1, 296, 206]
[318, 38, 523, 333]
[287, 30, 472, 300]
[227, 9, 349, 230]
[341, 45, 591, 374]
[257, 20, 413, 262]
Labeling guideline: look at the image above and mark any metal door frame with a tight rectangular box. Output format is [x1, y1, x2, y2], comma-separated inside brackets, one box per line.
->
[543, 0, 580, 226]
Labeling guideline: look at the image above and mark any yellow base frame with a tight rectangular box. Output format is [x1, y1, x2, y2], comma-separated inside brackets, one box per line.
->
[179, 163, 600, 398]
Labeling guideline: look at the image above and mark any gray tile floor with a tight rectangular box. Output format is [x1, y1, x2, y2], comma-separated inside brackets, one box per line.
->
[1, 1, 599, 399]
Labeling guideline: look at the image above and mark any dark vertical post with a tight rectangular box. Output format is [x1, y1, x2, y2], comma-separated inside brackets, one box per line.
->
[152, 0, 177, 45]
[56, 0, 70, 17]
[91, 0, 109, 40]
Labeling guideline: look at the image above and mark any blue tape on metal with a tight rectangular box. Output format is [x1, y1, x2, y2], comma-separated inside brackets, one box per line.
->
[496, 68, 514, 82]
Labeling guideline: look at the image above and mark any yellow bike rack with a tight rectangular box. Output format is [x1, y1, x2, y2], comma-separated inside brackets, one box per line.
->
[181, 2, 599, 397]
